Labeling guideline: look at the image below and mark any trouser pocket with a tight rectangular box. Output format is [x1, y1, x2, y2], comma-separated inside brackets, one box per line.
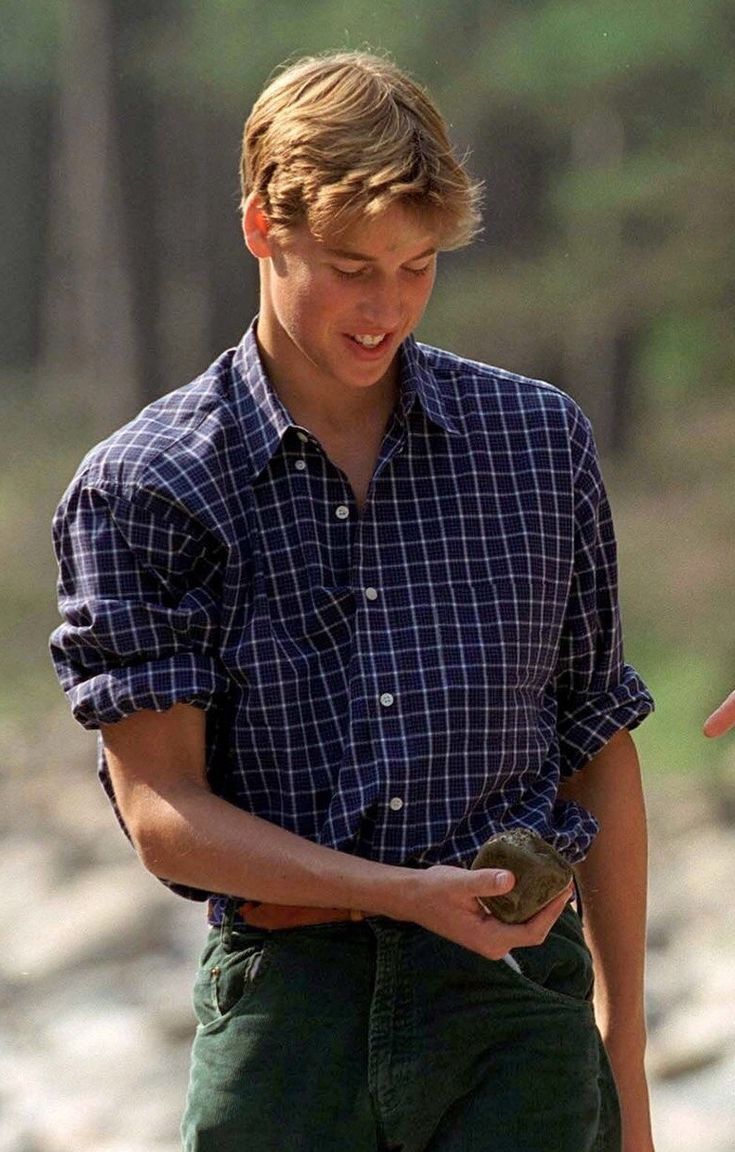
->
[499, 904, 595, 1006]
[192, 928, 272, 1029]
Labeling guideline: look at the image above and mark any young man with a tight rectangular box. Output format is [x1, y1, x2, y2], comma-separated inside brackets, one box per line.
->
[51, 52, 655, 1151]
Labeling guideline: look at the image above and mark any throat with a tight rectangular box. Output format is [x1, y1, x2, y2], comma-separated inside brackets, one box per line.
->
[324, 423, 388, 512]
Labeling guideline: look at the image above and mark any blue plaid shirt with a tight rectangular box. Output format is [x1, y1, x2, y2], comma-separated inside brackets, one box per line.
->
[51, 324, 653, 903]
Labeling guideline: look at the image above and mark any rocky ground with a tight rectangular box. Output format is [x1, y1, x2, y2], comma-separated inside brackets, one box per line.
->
[1, 710, 733, 1152]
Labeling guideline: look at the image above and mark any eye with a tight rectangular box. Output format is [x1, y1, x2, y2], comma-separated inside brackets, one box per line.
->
[404, 262, 433, 278]
[332, 264, 368, 279]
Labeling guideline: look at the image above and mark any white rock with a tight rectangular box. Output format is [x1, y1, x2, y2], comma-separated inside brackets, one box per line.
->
[650, 1048, 735, 1151]
[0, 863, 171, 980]
[0, 837, 62, 922]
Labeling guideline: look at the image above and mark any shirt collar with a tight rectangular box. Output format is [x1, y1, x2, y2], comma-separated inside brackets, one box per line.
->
[229, 322, 293, 477]
[229, 322, 460, 477]
[399, 336, 460, 436]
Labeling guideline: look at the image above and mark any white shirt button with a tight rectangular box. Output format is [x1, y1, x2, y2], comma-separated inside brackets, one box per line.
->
[388, 797, 404, 812]
[335, 505, 350, 519]
[364, 587, 379, 601]
[294, 459, 306, 471]
[380, 693, 394, 708]
[296, 431, 309, 443]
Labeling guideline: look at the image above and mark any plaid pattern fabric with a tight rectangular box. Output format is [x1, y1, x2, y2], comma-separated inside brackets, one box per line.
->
[51, 324, 653, 901]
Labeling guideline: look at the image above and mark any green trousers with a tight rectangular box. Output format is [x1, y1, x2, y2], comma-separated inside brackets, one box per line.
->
[182, 905, 620, 1151]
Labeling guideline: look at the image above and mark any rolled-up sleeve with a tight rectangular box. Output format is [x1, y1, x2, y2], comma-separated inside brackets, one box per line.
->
[50, 480, 228, 729]
[555, 410, 654, 775]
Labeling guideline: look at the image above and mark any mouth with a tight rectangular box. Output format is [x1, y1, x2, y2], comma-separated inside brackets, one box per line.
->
[347, 332, 389, 350]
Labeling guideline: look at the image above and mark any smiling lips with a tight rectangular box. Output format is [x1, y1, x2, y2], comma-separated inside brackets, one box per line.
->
[347, 331, 389, 347]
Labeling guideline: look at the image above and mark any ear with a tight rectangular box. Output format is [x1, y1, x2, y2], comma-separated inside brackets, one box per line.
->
[242, 193, 273, 259]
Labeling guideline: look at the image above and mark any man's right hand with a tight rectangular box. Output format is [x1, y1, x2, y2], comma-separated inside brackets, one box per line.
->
[392, 864, 573, 961]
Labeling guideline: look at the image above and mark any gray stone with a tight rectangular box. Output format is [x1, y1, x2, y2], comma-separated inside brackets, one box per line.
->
[471, 829, 573, 923]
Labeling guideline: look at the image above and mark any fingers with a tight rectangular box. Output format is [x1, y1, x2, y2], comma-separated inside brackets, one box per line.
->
[518, 881, 574, 935]
[703, 689, 735, 738]
[413, 868, 573, 961]
[458, 881, 573, 960]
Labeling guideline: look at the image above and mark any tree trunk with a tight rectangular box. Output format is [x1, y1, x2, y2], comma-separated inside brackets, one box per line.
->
[41, 0, 137, 432]
[562, 105, 633, 455]
[0, 82, 51, 370]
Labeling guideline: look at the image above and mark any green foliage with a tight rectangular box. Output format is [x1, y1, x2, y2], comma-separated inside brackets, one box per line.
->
[473, 0, 716, 102]
[140, 0, 494, 108]
[0, 378, 102, 722]
[639, 314, 719, 405]
[0, 0, 64, 85]
[630, 646, 724, 780]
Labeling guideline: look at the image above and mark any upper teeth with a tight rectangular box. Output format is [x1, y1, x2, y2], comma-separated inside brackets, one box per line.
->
[353, 334, 385, 347]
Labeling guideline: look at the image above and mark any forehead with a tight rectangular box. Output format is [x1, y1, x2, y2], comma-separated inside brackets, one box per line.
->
[316, 203, 440, 259]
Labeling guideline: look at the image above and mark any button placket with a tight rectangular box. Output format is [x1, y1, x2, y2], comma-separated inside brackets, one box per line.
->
[376, 689, 404, 816]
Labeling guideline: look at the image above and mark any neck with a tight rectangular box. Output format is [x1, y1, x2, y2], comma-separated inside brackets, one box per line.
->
[256, 338, 399, 438]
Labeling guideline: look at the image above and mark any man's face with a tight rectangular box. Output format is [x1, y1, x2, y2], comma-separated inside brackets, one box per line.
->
[253, 202, 439, 401]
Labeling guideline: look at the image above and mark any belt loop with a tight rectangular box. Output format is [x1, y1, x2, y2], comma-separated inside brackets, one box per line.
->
[220, 897, 238, 951]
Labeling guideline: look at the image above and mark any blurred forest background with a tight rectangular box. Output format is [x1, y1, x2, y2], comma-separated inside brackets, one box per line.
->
[2, 0, 734, 780]
[2, 2, 735, 1150]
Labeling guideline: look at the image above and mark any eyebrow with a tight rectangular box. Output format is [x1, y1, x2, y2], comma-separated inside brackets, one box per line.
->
[324, 245, 437, 263]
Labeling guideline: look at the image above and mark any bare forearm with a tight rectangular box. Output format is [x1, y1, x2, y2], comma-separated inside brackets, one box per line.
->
[133, 777, 410, 914]
[572, 753, 649, 1049]
[559, 728, 654, 1150]
[100, 704, 399, 913]
[101, 704, 575, 964]
[132, 773, 576, 970]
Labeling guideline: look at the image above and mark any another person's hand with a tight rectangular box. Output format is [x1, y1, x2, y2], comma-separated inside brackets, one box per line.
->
[703, 689, 735, 738]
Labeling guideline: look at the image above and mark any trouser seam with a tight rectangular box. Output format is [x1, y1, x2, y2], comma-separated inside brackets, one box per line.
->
[367, 925, 403, 1118]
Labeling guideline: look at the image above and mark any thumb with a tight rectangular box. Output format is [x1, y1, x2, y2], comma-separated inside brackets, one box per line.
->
[466, 866, 516, 895]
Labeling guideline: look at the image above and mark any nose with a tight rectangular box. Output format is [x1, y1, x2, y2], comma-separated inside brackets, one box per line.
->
[358, 274, 402, 329]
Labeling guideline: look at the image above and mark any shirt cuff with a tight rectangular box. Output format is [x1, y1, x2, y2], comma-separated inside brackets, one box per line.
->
[66, 653, 228, 729]
[558, 664, 654, 776]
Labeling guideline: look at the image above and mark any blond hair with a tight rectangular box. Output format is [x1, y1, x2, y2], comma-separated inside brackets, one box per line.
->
[241, 51, 482, 249]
